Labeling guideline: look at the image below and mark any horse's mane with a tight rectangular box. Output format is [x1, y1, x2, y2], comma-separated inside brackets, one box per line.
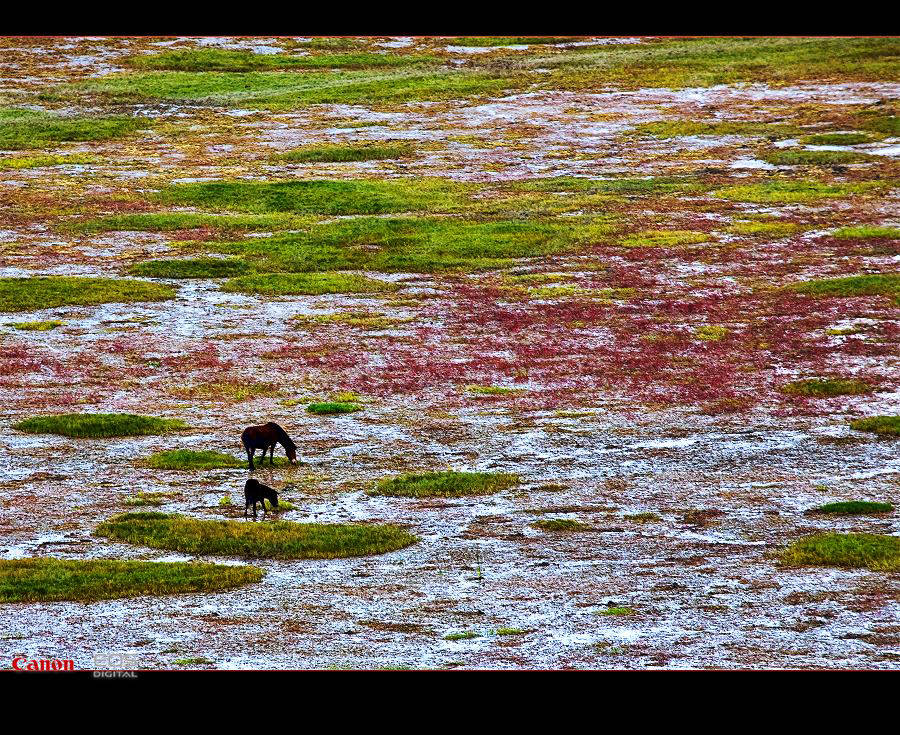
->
[267, 422, 296, 450]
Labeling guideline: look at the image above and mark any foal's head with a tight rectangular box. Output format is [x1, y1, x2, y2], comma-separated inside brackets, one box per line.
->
[263, 485, 279, 508]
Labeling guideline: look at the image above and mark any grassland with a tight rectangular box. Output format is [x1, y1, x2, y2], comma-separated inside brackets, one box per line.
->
[849, 416, 900, 438]
[780, 533, 900, 571]
[125, 49, 443, 72]
[0, 558, 262, 602]
[142, 450, 246, 470]
[307, 402, 363, 415]
[371, 471, 519, 498]
[0, 277, 175, 312]
[0, 108, 146, 149]
[95, 513, 419, 559]
[221, 272, 396, 296]
[130, 257, 253, 279]
[14, 413, 187, 438]
[810, 501, 893, 515]
[792, 273, 900, 305]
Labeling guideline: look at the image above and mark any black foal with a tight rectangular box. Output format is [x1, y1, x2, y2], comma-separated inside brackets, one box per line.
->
[244, 478, 279, 519]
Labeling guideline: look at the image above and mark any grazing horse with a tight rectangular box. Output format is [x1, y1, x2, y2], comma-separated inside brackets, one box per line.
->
[244, 478, 278, 519]
[241, 422, 298, 470]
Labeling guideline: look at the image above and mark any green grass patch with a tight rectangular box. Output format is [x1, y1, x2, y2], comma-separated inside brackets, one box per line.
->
[124, 492, 175, 507]
[173, 657, 215, 666]
[466, 384, 519, 396]
[452, 37, 576, 46]
[95, 512, 418, 559]
[758, 148, 875, 165]
[620, 230, 710, 248]
[531, 518, 591, 532]
[142, 450, 246, 470]
[494, 627, 528, 636]
[372, 470, 519, 498]
[275, 141, 414, 163]
[129, 257, 252, 279]
[306, 402, 363, 415]
[780, 532, 900, 571]
[0, 558, 262, 603]
[0, 108, 146, 150]
[625, 512, 662, 523]
[811, 501, 893, 515]
[154, 179, 467, 216]
[833, 226, 900, 240]
[126, 49, 442, 72]
[222, 272, 396, 296]
[529, 37, 900, 89]
[791, 273, 899, 305]
[726, 221, 801, 237]
[206, 217, 588, 274]
[715, 179, 883, 204]
[0, 153, 94, 169]
[780, 378, 873, 398]
[694, 325, 729, 341]
[597, 606, 634, 616]
[849, 416, 900, 438]
[443, 630, 482, 640]
[68, 212, 313, 235]
[802, 132, 879, 145]
[76, 69, 516, 109]
[14, 413, 187, 438]
[0, 276, 175, 312]
[8, 319, 63, 331]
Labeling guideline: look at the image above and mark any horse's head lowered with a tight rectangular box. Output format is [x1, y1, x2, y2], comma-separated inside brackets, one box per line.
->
[285, 445, 298, 465]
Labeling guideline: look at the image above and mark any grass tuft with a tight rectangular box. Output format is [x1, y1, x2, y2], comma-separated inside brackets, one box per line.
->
[780, 378, 873, 398]
[849, 416, 900, 438]
[14, 413, 187, 438]
[130, 258, 252, 279]
[8, 320, 64, 331]
[0, 108, 146, 150]
[810, 501, 893, 515]
[95, 512, 418, 559]
[0, 276, 175, 312]
[531, 518, 591, 532]
[372, 470, 519, 498]
[221, 272, 397, 296]
[791, 273, 899, 305]
[780, 533, 900, 571]
[307, 402, 363, 415]
[142, 450, 247, 470]
[0, 558, 262, 602]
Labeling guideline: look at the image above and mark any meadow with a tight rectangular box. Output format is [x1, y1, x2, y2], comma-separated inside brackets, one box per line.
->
[0, 35, 897, 670]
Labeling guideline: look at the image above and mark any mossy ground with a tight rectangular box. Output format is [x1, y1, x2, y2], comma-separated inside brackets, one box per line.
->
[371, 471, 519, 498]
[792, 274, 899, 305]
[780, 533, 900, 571]
[307, 402, 363, 415]
[531, 518, 591, 532]
[849, 416, 900, 438]
[142, 450, 247, 470]
[221, 272, 397, 296]
[0, 558, 262, 602]
[0, 277, 175, 312]
[95, 512, 418, 559]
[810, 501, 893, 515]
[780, 378, 873, 398]
[130, 257, 253, 279]
[14, 413, 187, 438]
[0, 108, 146, 149]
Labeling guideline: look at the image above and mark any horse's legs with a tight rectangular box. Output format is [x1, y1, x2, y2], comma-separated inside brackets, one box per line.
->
[246, 446, 255, 471]
[269, 444, 275, 466]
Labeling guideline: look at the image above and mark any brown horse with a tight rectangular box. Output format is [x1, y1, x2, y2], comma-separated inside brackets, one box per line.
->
[241, 422, 298, 470]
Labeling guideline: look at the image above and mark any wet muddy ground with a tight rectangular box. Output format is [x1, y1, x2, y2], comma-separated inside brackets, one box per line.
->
[0, 37, 898, 669]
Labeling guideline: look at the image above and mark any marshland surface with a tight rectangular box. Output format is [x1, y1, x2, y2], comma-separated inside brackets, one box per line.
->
[0, 36, 898, 669]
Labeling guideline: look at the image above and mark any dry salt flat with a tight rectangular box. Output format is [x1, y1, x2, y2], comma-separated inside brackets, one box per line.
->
[0, 36, 898, 669]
